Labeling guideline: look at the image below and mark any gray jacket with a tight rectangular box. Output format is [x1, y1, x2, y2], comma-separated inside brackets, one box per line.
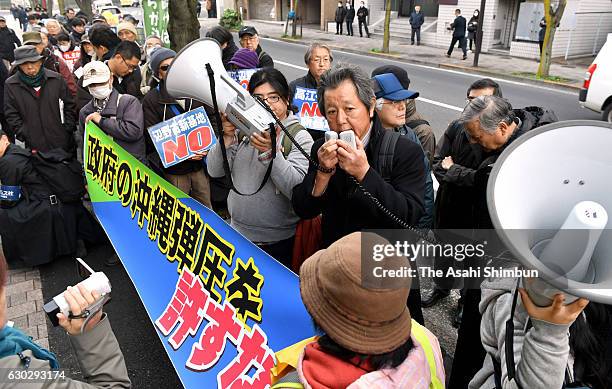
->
[469, 267, 571, 389]
[207, 114, 313, 243]
[78, 89, 146, 164]
[0, 315, 131, 388]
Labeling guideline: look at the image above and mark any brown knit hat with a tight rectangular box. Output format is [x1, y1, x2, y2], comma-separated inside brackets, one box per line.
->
[299, 232, 412, 355]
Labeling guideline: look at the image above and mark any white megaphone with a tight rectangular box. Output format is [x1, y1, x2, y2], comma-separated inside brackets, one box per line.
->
[487, 120, 612, 306]
[165, 38, 274, 137]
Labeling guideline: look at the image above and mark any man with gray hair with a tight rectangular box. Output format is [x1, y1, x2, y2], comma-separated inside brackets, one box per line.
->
[289, 42, 333, 141]
[292, 63, 427, 323]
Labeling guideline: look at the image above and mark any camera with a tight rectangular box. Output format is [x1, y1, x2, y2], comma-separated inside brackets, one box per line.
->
[43, 258, 112, 327]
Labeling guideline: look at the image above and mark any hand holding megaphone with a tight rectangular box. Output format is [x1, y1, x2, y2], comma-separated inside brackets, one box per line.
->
[57, 284, 105, 336]
[518, 288, 589, 325]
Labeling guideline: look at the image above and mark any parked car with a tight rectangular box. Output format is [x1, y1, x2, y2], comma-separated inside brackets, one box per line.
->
[580, 33, 612, 123]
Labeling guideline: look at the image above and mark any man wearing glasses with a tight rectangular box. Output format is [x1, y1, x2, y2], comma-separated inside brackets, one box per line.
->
[288, 42, 333, 140]
[238, 26, 274, 68]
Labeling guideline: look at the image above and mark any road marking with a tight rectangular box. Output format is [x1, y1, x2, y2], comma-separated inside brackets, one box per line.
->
[267, 38, 577, 96]
[275, 60, 464, 112]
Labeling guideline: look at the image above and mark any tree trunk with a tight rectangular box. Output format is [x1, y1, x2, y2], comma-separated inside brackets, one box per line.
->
[291, 0, 300, 38]
[74, 0, 93, 17]
[382, 0, 391, 53]
[57, 0, 65, 15]
[537, 0, 567, 78]
[168, 0, 200, 52]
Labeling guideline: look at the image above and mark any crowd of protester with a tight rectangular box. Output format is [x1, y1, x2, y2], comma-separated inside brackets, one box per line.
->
[0, 12, 611, 388]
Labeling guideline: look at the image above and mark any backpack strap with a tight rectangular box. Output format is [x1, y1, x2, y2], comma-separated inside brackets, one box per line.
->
[377, 130, 400, 183]
[405, 119, 430, 129]
[281, 122, 304, 158]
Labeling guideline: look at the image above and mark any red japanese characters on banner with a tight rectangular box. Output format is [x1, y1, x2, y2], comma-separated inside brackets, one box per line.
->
[155, 269, 275, 389]
[61, 50, 81, 72]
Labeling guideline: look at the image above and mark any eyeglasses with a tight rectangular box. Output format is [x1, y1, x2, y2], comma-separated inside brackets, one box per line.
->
[311, 57, 331, 64]
[254, 95, 281, 104]
[159, 64, 170, 71]
[380, 100, 407, 108]
[120, 55, 138, 71]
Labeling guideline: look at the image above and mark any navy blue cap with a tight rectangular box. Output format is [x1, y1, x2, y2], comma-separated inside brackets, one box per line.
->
[372, 73, 419, 101]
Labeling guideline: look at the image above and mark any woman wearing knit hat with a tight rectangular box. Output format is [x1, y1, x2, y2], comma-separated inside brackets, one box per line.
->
[228, 48, 259, 70]
[141, 48, 212, 208]
[271, 232, 445, 388]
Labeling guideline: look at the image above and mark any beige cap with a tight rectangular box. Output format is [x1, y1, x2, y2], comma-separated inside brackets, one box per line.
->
[82, 61, 111, 87]
[117, 21, 137, 37]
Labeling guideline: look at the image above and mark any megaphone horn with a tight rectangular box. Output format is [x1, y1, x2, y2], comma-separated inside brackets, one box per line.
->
[487, 120, 612, 305]
[165, 38, 274, 137]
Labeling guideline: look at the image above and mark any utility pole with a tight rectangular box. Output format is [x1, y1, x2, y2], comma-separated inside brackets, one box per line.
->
[473, 0, 486, 67]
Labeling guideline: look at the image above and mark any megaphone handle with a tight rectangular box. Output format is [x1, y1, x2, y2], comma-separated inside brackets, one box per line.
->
[205, 64, 276, 197]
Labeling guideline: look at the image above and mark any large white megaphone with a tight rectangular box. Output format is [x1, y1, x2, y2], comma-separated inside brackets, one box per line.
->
[487, 120, 612, 306]
[165, 38, 274, 136]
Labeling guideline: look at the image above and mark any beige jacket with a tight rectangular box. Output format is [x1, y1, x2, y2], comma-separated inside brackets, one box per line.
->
[0, 315, 131, 388]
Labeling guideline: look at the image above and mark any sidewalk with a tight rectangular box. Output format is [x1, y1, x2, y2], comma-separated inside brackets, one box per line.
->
[200, 18, 590, 91]
[5, 266, 49, 350]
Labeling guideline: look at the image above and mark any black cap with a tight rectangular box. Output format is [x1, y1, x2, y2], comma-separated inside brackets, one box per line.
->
[238, 26, 258, 37]
[371, 65, 411, 90]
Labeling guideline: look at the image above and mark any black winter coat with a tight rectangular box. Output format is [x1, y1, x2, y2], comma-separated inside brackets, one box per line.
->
[255, 46, 274, 68]
[4, 69, 77, 153]
[472, 107, 558, 229]
[142, 81, 207, 175]
[346, 7, 356, 22]
[0, 145, 79, 266]
[451, 15, 467, 38]
[0, 27, 21, 62]
[409, 11, 425, 28]
[292, 115, 425, 248]
[357, 6, 368, 22]
[335, 6, 347, 23]
[432, 119, 485, 229]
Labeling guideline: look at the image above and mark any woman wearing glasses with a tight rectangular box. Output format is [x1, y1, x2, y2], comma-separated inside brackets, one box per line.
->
[141, 48, 212, 208]
[207, 68, 314, 269]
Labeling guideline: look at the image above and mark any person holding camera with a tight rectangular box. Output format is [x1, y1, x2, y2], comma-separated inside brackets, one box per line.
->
[207, 68, 313, 268]
[0, 254, 131, 388]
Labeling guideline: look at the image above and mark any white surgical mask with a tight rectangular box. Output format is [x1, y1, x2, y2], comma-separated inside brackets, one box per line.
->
[59, 44, 70, 52]
[89, 84, 112, 100]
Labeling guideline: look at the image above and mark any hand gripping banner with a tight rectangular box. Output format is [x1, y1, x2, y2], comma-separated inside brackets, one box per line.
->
[84, 122, 314, 388]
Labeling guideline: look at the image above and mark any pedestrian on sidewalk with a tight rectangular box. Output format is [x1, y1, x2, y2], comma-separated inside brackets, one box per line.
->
[446, 8, 467, 60]
[335, 2, 346, 35]
[409, 5, 424, 45]
[0, 16, 21, 70]
[467, 9, 479, 52]
[357, 1, 370, 38]
[538, 17, 546, 55]
[345, 2, 355, 36]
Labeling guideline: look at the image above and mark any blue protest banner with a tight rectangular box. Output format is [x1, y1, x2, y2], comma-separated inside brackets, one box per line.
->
[227, 68, 260, 90]
[293, 87, 329, 132]
[85, 122, 314, 388]
[147, 107, 217, 168]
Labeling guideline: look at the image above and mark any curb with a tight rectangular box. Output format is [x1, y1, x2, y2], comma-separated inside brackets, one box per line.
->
[265, 34, 581, 93]
[439, 63, 582, 92]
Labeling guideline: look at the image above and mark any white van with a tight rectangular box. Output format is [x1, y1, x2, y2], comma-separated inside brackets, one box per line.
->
[579, 33, 612, 123]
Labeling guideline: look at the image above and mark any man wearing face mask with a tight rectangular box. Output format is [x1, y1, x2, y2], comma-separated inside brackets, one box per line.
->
[345, 2, 355, 36]
[4, 46, 77, 154]
[78, 61, 146, 164]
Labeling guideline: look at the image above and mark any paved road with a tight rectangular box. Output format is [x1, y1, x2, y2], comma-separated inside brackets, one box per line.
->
[37, 34, 601, 388]
[258, 37, 600, 138]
